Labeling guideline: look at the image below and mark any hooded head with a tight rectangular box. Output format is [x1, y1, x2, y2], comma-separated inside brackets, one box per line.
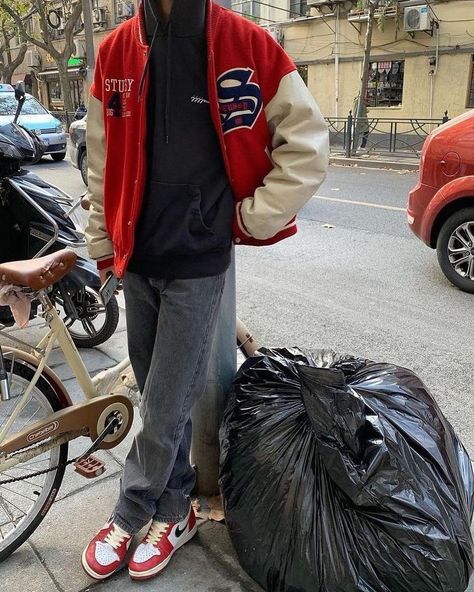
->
[143, 0, 206, 38]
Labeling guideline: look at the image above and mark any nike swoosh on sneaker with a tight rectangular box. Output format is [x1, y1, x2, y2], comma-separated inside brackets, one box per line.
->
[175, 523, 187, 538]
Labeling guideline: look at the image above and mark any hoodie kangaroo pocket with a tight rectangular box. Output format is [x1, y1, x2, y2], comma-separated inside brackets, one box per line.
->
[135, 182, 217, 257]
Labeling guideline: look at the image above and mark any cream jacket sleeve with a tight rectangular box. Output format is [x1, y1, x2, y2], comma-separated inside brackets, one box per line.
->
[237, 71, 329, 241]
[84, 95, 114, 263]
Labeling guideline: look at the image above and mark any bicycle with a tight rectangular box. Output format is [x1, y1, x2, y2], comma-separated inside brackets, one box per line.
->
[0, 249, 134, 562]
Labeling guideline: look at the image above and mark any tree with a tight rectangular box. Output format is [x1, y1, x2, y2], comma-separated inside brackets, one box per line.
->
[0, 18, 27, 84]
[0, 0, 83, 112]
[353, 0, 397, 150]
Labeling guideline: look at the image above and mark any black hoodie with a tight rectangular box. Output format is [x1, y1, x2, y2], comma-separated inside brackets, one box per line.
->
[128, 0, 233, 279]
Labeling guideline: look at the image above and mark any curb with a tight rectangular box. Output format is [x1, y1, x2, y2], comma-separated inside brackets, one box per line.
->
[330, 156, 419, 172]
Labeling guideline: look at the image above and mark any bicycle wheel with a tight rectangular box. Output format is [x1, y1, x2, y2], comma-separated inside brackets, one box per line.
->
[0, 359, 68, 562]
[55, 287, 120, 349]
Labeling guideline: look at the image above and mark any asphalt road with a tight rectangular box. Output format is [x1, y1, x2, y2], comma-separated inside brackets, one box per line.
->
[28, 158, 474, 456]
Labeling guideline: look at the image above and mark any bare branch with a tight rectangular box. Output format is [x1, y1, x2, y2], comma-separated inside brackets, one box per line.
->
[0, 2, 51, 54]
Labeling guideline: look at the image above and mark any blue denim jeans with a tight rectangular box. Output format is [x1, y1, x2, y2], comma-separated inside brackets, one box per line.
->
[112, 271, 226, 535]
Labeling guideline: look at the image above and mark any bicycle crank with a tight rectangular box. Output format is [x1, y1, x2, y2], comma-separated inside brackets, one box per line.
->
[0, 394, 134, 461]
[0, 409, 128, 485]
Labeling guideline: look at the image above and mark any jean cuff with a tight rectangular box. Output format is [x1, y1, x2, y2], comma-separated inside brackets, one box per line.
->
[111, 512, 147, 536]
[153, 500, 191, 524]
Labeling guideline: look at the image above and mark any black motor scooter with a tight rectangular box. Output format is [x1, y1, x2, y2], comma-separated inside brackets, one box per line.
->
[0, 83, 119, 348]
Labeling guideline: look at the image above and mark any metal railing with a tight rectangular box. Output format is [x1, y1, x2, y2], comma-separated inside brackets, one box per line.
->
[50, 111, 84, 131]
[325, 111, 450, 158]
[49, 108, 449, 157]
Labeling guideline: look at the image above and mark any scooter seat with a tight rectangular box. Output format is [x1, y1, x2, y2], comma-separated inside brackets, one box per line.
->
[0, 249, 77, 290]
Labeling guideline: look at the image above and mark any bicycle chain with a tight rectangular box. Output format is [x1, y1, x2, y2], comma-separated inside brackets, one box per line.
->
[0, 454, 82, 485]
[0, 415, 121, 486]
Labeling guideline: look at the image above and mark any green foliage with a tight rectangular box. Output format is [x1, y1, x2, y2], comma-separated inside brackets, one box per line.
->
[355, 0, 397, 31]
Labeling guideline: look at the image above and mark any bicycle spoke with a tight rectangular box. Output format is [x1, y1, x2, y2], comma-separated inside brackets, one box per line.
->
[1, 472, 45, 489]
[0, 494, 25, 518]
[0, 485, 39, 503]
[0, 355, 65, 558]
[6, 457, 49, 470]
[15, 405, 42, 434]
[0, 494, 15, 522]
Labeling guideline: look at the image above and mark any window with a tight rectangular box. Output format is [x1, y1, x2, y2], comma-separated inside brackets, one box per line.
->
[114, 0, 135, 24]
[367, 60, 404, 107]
[232, 1, 260, 22]
[468, 55, 474, 108]
[290, 1, 308, 17]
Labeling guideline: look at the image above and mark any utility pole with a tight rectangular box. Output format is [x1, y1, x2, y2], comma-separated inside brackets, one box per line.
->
[190, 0, 235, 496]
[82, 0, 96, 89]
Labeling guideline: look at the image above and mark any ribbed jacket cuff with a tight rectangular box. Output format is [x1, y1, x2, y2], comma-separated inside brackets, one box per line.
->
[96, 256, 114, 271]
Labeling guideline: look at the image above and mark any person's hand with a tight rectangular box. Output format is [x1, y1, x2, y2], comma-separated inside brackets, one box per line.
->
[99, 265, 115, 286]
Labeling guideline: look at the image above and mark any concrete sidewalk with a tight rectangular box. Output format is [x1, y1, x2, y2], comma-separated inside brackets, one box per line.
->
[1, 300, 262, 592]
[330, 151, 420, 171]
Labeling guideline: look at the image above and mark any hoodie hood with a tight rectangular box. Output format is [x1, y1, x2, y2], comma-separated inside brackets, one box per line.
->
[143, 0, 206, 40]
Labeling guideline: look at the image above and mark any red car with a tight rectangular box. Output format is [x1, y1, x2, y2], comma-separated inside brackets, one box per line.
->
[408, 110, 474, 293]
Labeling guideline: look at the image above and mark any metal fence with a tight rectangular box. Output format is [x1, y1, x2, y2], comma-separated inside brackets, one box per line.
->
[50, 108, 448, 156]
[325, 112, 449, 158]
[50, 111, 84, 131]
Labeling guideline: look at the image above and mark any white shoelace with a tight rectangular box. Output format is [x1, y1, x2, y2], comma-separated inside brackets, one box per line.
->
[104, 524, 130, 549]
[145, 521, 169, 546]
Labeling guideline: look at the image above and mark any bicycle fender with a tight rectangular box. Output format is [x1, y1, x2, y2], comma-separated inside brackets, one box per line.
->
[1, 347, 72, 410]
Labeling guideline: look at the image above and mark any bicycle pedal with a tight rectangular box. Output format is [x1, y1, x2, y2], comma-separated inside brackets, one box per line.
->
[74, 455, 106, 479]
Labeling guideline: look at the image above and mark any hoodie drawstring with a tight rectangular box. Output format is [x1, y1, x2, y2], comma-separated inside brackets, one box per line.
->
[138, 18, 172, 146]
[165, 22, 172, 145]
[138, 18, 161, 100]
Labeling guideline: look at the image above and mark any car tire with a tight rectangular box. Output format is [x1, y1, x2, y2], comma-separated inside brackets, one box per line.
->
[437, 207, 474, 293]
[79, 150, 88, 186]
[51, 152, 66, 162]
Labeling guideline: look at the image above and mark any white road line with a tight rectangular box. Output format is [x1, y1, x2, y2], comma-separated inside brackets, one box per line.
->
[314, 195, 406, 213]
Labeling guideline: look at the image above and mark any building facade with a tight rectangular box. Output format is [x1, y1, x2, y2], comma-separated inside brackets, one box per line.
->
[9, 0, 137, 111]
[5, 0, 474, 120]
[272, 0, 474, 120]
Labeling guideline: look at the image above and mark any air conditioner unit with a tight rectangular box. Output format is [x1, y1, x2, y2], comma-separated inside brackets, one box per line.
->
[73, 40, 86, 58]
[25, 50, 41, 68]
[403, 4, 432, 32]
[93, 7, 107, 27]
[266, 26, 284, 46]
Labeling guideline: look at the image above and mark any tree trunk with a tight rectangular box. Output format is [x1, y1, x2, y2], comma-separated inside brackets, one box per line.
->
[4, 44, 28, 85]
[57, 59, 74, 113]
[354, 0, 378, 151]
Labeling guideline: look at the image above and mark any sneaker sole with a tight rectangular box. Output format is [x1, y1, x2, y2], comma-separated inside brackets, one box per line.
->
[81, 548, 125, 581]
[128, 523, 198, 581]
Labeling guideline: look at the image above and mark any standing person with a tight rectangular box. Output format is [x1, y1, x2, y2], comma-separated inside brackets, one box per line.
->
[74, 101, 87, 120]
[83, 0, 329, 582]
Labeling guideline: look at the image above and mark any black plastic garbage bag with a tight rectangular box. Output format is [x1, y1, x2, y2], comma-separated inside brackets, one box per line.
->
[220, 348, 474, 592]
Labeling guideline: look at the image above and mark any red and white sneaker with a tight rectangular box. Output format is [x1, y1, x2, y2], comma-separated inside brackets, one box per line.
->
[128, 506, 197, 581]
[81, 519, 133, 580]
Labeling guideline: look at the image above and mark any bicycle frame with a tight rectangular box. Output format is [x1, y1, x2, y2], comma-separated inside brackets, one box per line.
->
[0, 291, 99, 457]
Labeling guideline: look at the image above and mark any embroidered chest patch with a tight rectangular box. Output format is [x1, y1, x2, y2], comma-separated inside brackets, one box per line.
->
[217, 68, 263, 134]
[104, 78, 135, 118]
